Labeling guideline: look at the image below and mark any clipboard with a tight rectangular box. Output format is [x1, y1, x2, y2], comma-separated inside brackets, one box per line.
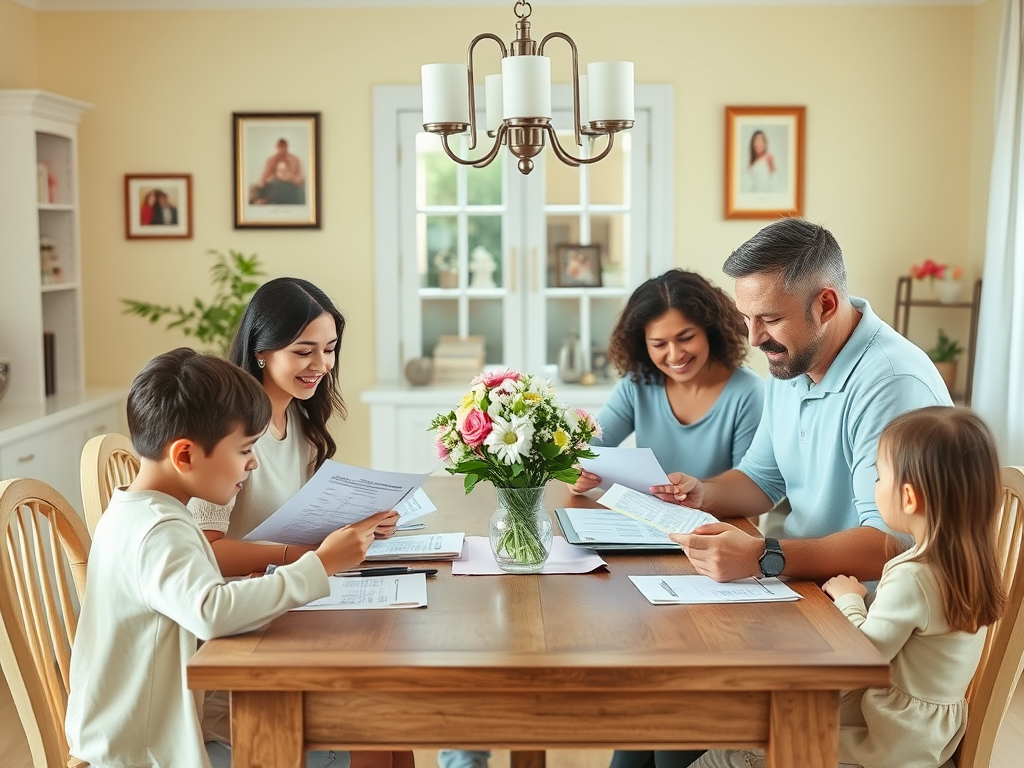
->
[555, 508, 683, 552]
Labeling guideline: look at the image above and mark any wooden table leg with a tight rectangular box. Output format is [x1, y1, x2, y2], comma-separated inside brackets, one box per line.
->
[511, 751, 546, 768]
[231, 691, 304, 768]
[765, 691, 839, 768]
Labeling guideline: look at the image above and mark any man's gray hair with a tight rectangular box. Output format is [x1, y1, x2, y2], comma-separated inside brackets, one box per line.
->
[723, 218, 848, 299]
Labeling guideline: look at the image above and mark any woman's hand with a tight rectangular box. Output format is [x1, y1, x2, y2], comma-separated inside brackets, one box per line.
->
[822, 575, 867, 601]
[567, 469, 601, 495]
[373, 510, 400, 539]
[651, 472, 704, 507]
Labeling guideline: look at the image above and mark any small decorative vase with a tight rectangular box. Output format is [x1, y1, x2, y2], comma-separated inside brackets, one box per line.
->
[558, 334, 584, 384]
[935, 278, 963, 304]
[488, 486, 553, 573]
[933, 361, 957, 396]
[438, 269, 459, 289]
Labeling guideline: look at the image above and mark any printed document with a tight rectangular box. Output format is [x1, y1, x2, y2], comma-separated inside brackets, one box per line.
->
[628, 574, 802, 604]
[294, 573, 428, 610]
[395, 488, 436, 523]
[578, 447, 671, 493]
[243, 460, 431, 545]
[365, 532, 465, 561]
[597, 483, 717, 534]
[563, 508, 671, 545]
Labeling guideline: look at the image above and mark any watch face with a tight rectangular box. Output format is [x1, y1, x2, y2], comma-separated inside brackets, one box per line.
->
[760, 552, 785, 577]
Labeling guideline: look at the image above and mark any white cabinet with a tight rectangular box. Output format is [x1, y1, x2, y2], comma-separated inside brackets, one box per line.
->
[0, 389, 126, 515]
[0, 89, 91, 404]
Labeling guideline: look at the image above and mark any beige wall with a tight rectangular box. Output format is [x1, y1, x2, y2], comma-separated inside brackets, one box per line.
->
[970, 0, 1004, 265]
[18, 3, 1000, 464]
[0, 0, 37, 89]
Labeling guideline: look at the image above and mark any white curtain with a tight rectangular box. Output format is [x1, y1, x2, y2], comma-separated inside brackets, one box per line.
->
[974, 0, 1024, 465]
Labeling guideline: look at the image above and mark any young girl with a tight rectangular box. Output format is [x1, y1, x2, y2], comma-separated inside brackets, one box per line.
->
[190, 277, 407, 768]
[693, 405, 1006, 768]
[570, 269, 764, 495]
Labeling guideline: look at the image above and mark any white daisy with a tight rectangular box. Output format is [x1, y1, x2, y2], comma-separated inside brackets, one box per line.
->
[484, 415, 535, 465]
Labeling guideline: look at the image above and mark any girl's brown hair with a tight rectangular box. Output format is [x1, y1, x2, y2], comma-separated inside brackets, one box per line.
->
[607, 269, 749, 384]
[880, 406, 1006, 632]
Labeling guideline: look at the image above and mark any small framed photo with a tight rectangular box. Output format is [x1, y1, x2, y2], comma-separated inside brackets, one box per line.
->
[233, 112, 321, 229]
[725, 106, 805, 219]
[124, 174, 192, 239]
[555, 244, 602, 288]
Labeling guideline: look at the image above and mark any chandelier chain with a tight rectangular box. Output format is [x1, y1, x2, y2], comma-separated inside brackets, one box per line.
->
[514, 1, 532, 21]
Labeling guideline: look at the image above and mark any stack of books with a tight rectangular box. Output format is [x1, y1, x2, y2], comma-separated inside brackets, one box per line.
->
[432, 335, 485, 385]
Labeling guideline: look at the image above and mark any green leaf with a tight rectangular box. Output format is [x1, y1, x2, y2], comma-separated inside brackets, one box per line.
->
[464, 473, 481, 494]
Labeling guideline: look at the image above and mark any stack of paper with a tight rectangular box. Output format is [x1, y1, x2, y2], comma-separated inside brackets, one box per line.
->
[365, 532, 465, 561]
[628, 575, 801, 605]
[294, 573, 428, 610]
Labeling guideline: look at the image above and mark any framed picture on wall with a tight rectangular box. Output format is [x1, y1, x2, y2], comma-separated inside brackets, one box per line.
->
[555, 244, 602, 288]
[124, 174, 193, 239]
[725, 106, 805, 219]
[233, 112, 321, 229]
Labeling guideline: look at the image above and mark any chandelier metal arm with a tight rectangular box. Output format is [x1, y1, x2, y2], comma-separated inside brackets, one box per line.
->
[544, 124, 615, 167]
[538, 31, 583, 149]
[440, 126, 509, 168]
[466, 33, 509, 151]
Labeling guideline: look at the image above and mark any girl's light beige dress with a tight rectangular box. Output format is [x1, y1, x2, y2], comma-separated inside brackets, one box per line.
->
[694, 545, 986, 768]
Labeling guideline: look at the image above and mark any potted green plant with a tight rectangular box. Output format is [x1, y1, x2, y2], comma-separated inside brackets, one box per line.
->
[121, 249, 265, 355]
[926, 328, 963, 396]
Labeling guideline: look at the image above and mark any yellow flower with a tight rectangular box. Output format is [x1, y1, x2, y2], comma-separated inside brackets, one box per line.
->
[522, 392, 542, 406]
[459, 392, 476, 410]
[553, 429, 569, 451]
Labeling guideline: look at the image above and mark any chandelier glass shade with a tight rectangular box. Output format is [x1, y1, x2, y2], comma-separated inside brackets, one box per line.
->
[420, 1, 635, 175]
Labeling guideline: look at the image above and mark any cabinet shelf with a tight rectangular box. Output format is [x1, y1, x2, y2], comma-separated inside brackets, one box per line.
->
[37, 203, 74, 212]
[40, 281, 79, 293]
[893, 275, 981, 405]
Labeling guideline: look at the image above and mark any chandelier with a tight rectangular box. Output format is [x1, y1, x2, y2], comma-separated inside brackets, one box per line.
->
[420, 0, 635, 175]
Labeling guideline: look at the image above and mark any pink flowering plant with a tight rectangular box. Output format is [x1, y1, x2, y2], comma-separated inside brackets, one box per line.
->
[430, 369, 601, 493]
[911, 259, 963, 282]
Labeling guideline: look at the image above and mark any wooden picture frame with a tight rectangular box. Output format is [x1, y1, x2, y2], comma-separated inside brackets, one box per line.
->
[124, 174, 193, 239]
[233, 112, 321, 229]
[555, 244, 602, 288]
[725, 106, 805, 219]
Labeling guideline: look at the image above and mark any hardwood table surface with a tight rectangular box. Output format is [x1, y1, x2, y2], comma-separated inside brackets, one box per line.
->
[188, 477, 890, 768]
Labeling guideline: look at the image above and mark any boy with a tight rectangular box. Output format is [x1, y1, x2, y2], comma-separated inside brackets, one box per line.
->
[65, 348, 388, 768]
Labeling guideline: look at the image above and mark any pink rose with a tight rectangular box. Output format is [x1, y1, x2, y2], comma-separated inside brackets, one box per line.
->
[459, 408, 493, 447]
[474, 369, 521, 388]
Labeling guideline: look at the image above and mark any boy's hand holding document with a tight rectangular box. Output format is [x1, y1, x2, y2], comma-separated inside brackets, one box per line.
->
[597, 483, 717, 534]
[243, 460, 432, 545]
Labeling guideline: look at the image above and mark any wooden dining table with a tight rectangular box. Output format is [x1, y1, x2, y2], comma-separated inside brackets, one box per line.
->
[187, 477, 890, 768]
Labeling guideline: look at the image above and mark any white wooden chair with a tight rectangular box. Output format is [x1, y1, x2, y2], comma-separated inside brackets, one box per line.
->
[0, 478, 91, 768]
[955, 465, 1024, 767]
[79, 432, 139, 536]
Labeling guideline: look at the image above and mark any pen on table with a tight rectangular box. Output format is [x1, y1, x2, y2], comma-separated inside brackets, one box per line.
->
[336, 566, 438, 578]
[658, 578, 679, 598]
[396, 522, 426, 532]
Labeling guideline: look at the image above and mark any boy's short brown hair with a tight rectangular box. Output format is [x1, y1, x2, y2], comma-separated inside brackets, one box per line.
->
[127, 347, 271, 460]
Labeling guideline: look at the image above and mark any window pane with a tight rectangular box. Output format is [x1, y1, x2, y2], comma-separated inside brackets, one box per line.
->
[422, 298, 459, 359]
[545, 297, 582, 368]
[468, 299, 504, 365]
[545, 214, 581, 288]
[467, 215, 503, 289]
[591, 297, 627, 382]
[418, 133, 457, 207]
[545, 130, 580, 206]
[590, 213, 630, 287]
[588, 132, 629, 206]
[421, 214, 459, 288]
[466, 152, 502, 206]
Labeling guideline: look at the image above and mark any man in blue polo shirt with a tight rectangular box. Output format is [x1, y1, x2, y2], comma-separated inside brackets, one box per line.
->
[657, 217, 951, 584]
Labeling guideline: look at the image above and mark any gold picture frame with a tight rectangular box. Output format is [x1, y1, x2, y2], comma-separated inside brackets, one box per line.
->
[725, 106, 805, 220]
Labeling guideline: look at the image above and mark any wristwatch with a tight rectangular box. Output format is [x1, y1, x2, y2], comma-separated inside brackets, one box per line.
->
[758, 537, 785, 578]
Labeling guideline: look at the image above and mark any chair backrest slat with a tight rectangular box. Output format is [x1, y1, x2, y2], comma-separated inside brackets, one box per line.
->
[0, 478, 91, 768]
[957, 466, 1024, 767]
[80, 433, 139, 536]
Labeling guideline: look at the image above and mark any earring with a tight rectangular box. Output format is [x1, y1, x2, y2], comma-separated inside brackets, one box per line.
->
[257, 357, 265, 369]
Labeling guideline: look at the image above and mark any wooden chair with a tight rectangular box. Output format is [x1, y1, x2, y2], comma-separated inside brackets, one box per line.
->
[955, 465, 1024, 767]
[0, 478, 91, 768]
[80, 432, 138, 536]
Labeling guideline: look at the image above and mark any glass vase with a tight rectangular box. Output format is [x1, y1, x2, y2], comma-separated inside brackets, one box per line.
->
[488, 486, 553, 573]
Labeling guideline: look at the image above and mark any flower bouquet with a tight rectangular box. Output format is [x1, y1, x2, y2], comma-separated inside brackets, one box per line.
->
[430, 369, 601, 572]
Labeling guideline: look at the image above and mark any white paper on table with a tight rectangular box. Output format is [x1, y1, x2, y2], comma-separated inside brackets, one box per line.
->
[597, 483, 717, 534]
[365, 532, 465, 561]
[451, 536, 607, 575]
[628, 574, 801, 604]
[578, 447, 671, 493]
[293, 573, 428, 610]
[564, 508, 672, 545]
[243, 460, 431, 545]
[395, 488, 436, 524]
